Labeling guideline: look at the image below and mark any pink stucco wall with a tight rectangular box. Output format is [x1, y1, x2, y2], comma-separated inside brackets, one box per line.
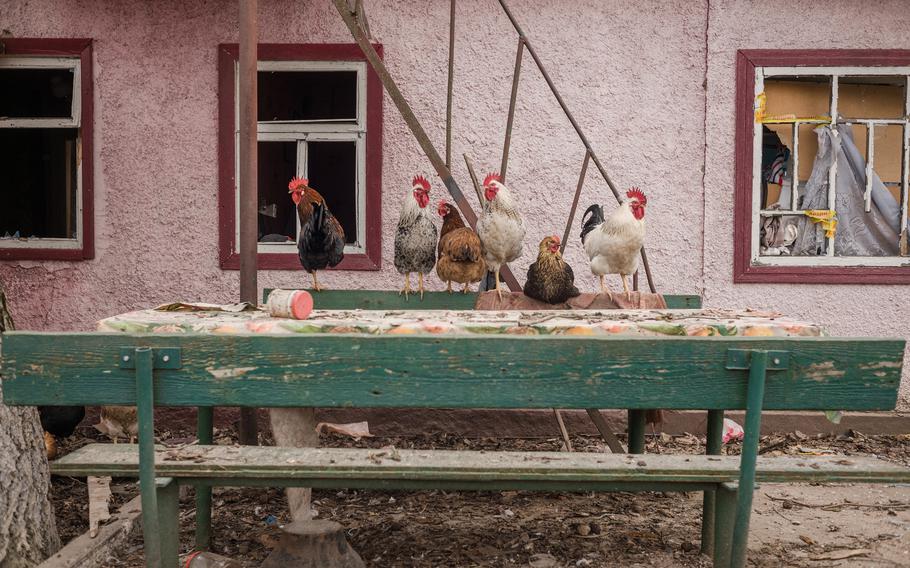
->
[2, 0, 909, 406]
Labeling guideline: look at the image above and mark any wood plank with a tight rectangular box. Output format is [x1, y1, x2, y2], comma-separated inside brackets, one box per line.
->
[2, 333, 903, 411]
[51, 444, 910, 486]
[261, 289, 702, 310]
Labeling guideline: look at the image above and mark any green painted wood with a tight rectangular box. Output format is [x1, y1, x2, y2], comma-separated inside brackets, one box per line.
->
[155, 478, 179, 568]
[263, 289, 480, 310]
[701, 409, 725, 554]
[134, 348, 162, 568]
[714, 482, 738, 568]
[261, 288, 702, 310]
[50, 444, 910, 485]
[3, 333, 903, 411]
[627, 410, 647, 454]
[195, 408, 214, 551]
[731, 351, 769, 568]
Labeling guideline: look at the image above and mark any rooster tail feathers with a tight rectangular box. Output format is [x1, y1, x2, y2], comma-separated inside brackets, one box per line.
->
[580, 204, 604, 243]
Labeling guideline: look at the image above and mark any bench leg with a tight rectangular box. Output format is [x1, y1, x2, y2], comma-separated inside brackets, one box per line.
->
[713, 482, 737, 568]
[728, 351, 768, 568]
[195, 407, 214, 550]
[627, 409, 647, 454]
[156, 478, 180, 568]
[701, 409, 725, 554]
[134, 348, 163, 568]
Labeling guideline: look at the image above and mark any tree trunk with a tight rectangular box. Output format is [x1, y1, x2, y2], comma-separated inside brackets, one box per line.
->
[0, 280, 61, 567]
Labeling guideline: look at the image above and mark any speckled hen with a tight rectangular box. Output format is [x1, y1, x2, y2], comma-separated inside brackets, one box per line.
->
[477, 173, 525, 300]
[523, 236, 580, 304]
[394, 175, 437, 299]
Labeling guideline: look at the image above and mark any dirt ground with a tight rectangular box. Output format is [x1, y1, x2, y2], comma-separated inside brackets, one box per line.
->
[49, 422, 910, 567]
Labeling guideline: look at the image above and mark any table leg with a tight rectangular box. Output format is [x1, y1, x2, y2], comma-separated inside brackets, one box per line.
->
[627, 409, 647, 454]
[195, 407, 214, 550]
[701, 409, 725, 554]
[269, 408, 319, 521]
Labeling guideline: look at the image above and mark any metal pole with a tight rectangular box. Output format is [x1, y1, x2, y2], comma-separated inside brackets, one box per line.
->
[701, 409, 725, 554]
[238, 0, 260, 446]
[560, 150, 589, 253]
[331, 0, 524, 291]
[496, 0, 656, 292]
[445, 0, 456, 168]
[463, 154, 485, 208]
[134, 348, 162, 568]
[500, 38, 524, 180]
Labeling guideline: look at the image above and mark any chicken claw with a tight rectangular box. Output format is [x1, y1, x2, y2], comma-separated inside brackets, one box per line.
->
[494, 271, 504, 302]
[621, 274, 631, 301]
[399, 273, 411, 299]
[462, 282, 469, 294]
[446, 281, 453, 294]
[418, 273, 425, 300]
[311, 271, 324, 292]
[599, 275, 613, 302]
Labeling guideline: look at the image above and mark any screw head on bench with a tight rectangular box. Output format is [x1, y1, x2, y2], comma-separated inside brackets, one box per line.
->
[162, 355, 170, 363]
[122, 355, 130, 362]
[773, 358, 781, 365]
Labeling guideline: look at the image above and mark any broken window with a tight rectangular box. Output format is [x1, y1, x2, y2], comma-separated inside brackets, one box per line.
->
[0, 50, 91, 259]
[245, 62, 366, 252]
[754, 70, 910, 266]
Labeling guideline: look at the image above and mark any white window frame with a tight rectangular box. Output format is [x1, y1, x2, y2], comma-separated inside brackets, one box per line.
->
[0, 56, 83, 251]
[752, 66, 910, 267]
[233, 60, 368, 255]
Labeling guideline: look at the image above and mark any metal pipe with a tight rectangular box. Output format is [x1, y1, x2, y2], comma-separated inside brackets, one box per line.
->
[445, 0, 456, 168]
[238, 0, 260, 446]
[332, 0, 524, 291]
[463, 154, 485, 207]
[700, 409, 725, 554]
[496, 0, 656, 292]
[560, 150, 589, 253]
[500, 38, 524, 180]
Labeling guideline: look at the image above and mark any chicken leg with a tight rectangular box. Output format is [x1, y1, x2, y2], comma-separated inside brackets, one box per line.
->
[599, 275, 613, 302]
[462, 282, 469, 294]
[310, 271, 324, 292]
[621, 274, 631, 301]
[446, 280, 453, 294]
[494, 270, 503, 301]
[399, 272, 411, 299]
[418, 272, 426, 300]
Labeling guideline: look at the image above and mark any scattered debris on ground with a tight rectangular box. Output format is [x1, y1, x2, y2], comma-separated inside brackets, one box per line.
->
[49, 424, 910, 567]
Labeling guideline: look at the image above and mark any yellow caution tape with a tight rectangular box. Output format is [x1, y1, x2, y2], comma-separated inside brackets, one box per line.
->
[805, 209, 838, 238]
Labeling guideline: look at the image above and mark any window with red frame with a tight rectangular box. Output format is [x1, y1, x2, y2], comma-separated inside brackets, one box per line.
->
[0, 39, 94, 261]
[218, 44, 383, 271]
[734, 50, 910, 284]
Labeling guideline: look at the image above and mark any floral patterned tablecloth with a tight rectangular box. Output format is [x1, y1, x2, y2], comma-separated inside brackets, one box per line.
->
[97, 307, 825, 338]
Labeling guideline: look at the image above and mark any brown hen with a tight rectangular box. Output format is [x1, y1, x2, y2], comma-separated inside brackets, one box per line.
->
[435, 201, 485, 293]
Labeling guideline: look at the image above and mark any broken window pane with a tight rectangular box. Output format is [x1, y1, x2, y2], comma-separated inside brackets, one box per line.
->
[258, 71, 357, 122]
[0, 128, 78, 239]
[257, 141, 298, 243]
[0, 68, 74, 119]
[307, 141, 357, 244]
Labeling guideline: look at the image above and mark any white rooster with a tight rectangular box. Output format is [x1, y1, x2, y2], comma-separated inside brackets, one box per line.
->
[581, 187, 648, 300]
[477, 173, 525, 300]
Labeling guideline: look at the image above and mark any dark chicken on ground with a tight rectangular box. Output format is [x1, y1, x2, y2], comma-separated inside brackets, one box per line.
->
[289, 176, 345, 291]
[394, 175, 437, 299]
[436, 201, 486, 293]
[523, 235, 580, 304]
[39, 405, 85, 459]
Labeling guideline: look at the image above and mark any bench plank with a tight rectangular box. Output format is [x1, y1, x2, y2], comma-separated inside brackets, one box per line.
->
[52, 444, 910, 487]
[3, 334, 903, 411]
[260, 289, 703, 310]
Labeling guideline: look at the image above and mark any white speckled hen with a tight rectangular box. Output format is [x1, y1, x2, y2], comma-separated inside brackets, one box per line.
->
[477, 173, 525, 300]
[394, 175, 438, 299]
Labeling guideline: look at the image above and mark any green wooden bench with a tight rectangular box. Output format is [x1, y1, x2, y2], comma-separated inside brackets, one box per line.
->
[2, 331, 907, 568]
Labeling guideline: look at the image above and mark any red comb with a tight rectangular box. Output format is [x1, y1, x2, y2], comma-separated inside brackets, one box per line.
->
[626, 187, 647, 205]
[436, 200, 449, 215]
[483, 173, 502, 187]
[412, 174, 431, 191]
[288, 177, 308, 191]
